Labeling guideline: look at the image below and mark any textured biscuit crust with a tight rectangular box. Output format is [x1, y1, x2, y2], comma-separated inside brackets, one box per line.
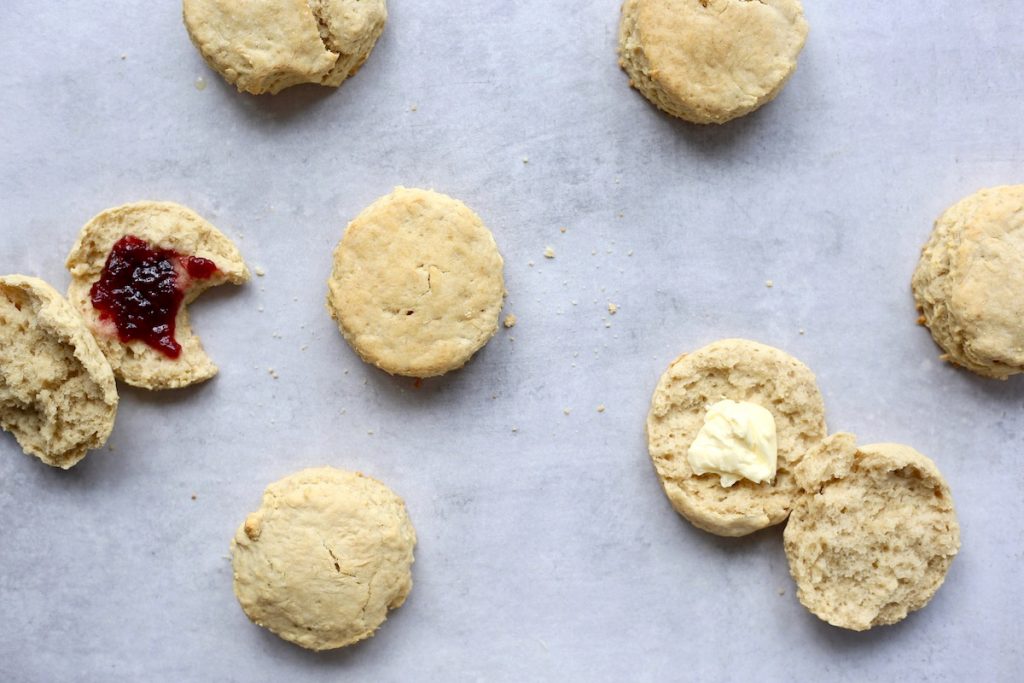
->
[784, 434, 960, 631]
[232, 467, 416, 651]
[183, 0, 387, 95]
[646, 339, 827, 536]
[0, 276, 118, 469]
[912, 185, 1024, 379]
[65, 202, 250, 390]
[618, 0, 809, 124]
[327, 187, 505, 378]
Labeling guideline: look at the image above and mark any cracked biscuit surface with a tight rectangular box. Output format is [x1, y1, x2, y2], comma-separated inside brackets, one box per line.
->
[618, 0, 808, 124]
[65, 201, 249, 390]
[646, 339, 826, 536]
[183, 0, 387, 95]
[231, 467, 416, 651]
[912, 185, 1024, 379]
[327, 187, 505, 378]
[0, 276, 118, 469]
[784, 434, 960, 631]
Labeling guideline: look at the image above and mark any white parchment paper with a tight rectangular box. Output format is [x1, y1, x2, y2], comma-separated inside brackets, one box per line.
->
[1, 1, 1022, 680]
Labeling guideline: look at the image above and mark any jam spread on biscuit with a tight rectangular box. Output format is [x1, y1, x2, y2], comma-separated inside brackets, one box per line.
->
[89, 235, 218, 359]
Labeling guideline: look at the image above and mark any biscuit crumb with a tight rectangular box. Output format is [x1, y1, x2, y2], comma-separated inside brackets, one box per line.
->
[765, 280, 774, 288]
[257, 305, 264, 313]
[268, 368, 279, 379]
[410, 103, 418, 112]
[608, 302, 618, 315]
[194, 77, 207, 91]
[563, 408, 571, 415]
[254, 266, 266, 277]
[777, 588, 786, 596]
[528, 261, 535, 268]
[799, 328, 806, 336]
[512, 427, 518, 433]
[597, 404, 606, 413]
[544, 247, 556, 259]
[522, 156, 529, 164]
[627, 250, 634, 257]
[560, 226, 567, 234]
[191, 494, 197, 501]
[504, 314, 517, 329]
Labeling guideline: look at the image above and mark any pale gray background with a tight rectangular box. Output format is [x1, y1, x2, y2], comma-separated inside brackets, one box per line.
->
[0, 1, 1021, 681]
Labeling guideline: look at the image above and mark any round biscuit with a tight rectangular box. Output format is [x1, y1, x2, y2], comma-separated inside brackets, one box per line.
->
[646, 338, 827, 536]
[327, 187, 505, 378]
[231, 467, 416, 651]
[784, 434, 960, 631]
[912, 185, 1024, 379]
[183, 0, 387, 95]
[618, 0, 809, 124]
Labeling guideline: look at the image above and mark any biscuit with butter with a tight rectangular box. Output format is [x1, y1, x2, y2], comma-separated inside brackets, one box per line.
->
[231, 467, 416, 650]
[65, 202, 250, 390]
[183, 0, 387, 95]
[646, 339, 826, 536]
[912, 185, 1024, 379]
[784, 433, 960, 631]
[327, 187, 505, 378]
[618, 0, 809, 124]
[0, 276, 118, 469]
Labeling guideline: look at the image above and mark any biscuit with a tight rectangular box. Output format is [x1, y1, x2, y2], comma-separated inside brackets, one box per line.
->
[231, 467, 416, 650]
[65, 202, 250, 390]
[646, 339, 827, 536]
[183, 0, 387, 95]
[327, 187, 505, 378]
[618, 0, 809, 124]
[912, 185, 1024, 379]
[784, 434, 960, 631]
[0, 276, 118, 469]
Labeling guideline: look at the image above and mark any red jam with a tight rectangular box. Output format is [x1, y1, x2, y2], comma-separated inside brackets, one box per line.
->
[89, 235, 218, 359]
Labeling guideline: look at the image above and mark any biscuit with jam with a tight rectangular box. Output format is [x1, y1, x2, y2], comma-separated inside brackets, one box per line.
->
[65, 202, 249, 390]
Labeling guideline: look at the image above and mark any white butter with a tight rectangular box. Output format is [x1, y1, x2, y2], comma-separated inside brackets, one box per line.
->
[687, 399, 778, 487]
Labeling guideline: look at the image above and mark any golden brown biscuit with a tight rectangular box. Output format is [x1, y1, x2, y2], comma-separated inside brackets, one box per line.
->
[231, 467, 416, 650]
[183, 0, 387, 95]
[618, 0, 809, 124]
[327, 187, 505, 378]
[912, 185, 1024, 379]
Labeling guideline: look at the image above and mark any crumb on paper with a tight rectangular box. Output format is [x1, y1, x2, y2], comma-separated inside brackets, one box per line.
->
[254, 266, 266, 277]
[504, 313, 517, 329]
[765, 280, 774, 288]
[603, 319, 611, 329]
[591, 249, 597, 256]
[522, 156, 529, 164]
[512, 427, 518, 433]
[268, 368, 279, 379]
[368, 430, 374, 436]
[799, 328, 806, 336]
[410, 103, 418, 112]
[563, 408, 571, 416]
[627, 250, 634, 257]
[560, 226, 567, 234]
[544, 246, 556, 259]
[597, 404, 606, 413]
[257, 305, 264, 313]
[608, 302, 618, 315]
[191, 494, 197, 501]
[777, 588, 786, 596]
[301, 344, 308, 351]
[571, 300, 578, 306]
[194, 77, 207, 91]
[528, 260, 535, 268]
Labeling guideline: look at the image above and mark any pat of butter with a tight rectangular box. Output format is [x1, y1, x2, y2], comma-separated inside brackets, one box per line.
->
[687, 399, 778, 487]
